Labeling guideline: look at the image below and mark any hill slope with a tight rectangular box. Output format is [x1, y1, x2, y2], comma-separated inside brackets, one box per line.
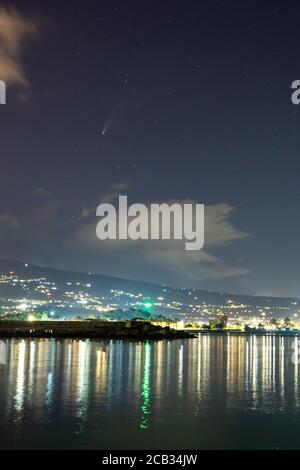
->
[0, 259, 298, 320]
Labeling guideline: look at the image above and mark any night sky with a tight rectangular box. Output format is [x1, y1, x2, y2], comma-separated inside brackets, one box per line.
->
[1, 0, 300, 297]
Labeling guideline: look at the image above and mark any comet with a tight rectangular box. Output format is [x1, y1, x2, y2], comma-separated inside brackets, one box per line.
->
[101, 114, 116, 135]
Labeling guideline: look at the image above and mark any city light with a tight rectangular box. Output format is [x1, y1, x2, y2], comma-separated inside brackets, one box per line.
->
[143, 302, 153, 310]
[27, 315, 36, 322]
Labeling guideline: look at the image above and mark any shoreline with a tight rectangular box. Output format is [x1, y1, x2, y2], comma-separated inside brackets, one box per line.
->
[187, 328, 300, 336]
[0, 320, 193, 340]
[0, 320, 298, 339]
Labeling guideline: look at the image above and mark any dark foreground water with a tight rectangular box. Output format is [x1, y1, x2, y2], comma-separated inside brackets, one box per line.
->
[0, 335, 300, 449]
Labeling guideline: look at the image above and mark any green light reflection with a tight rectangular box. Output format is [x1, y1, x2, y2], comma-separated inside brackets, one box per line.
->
[140, 342, 151, 430]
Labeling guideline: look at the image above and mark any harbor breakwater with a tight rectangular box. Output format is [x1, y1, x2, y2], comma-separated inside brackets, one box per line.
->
[0, 320, 193, 340]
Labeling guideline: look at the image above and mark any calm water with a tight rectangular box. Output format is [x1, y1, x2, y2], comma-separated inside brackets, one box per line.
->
[0, 335, 300, 450]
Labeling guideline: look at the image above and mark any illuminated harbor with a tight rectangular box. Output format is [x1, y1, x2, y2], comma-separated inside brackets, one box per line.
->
[0, 262, 299, 332]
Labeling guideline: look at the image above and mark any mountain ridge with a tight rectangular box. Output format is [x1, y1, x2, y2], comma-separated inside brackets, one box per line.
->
[0, 258, 297, 307]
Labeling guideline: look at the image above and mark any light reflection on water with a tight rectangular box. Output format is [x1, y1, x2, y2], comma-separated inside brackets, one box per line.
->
[0, 335, 299, 449]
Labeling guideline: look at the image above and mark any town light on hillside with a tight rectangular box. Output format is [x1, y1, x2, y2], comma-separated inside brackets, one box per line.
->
[27, 315, 36, 322]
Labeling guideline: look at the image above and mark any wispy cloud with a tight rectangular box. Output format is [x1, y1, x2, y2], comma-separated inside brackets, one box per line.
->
[0, 186, 249, 286]
[0, 7, 39, 87]
[0, 212, 20, 229]
[68, 199, 249, 283]
[79, 181, 129, 219]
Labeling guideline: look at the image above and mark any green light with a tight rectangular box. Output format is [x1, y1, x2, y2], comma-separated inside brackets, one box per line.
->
[140, 342, 151, 430]
[143, 302, 153, 310]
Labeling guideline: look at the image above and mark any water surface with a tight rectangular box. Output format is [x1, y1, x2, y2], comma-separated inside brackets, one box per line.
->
[0, 335, 299, 449]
